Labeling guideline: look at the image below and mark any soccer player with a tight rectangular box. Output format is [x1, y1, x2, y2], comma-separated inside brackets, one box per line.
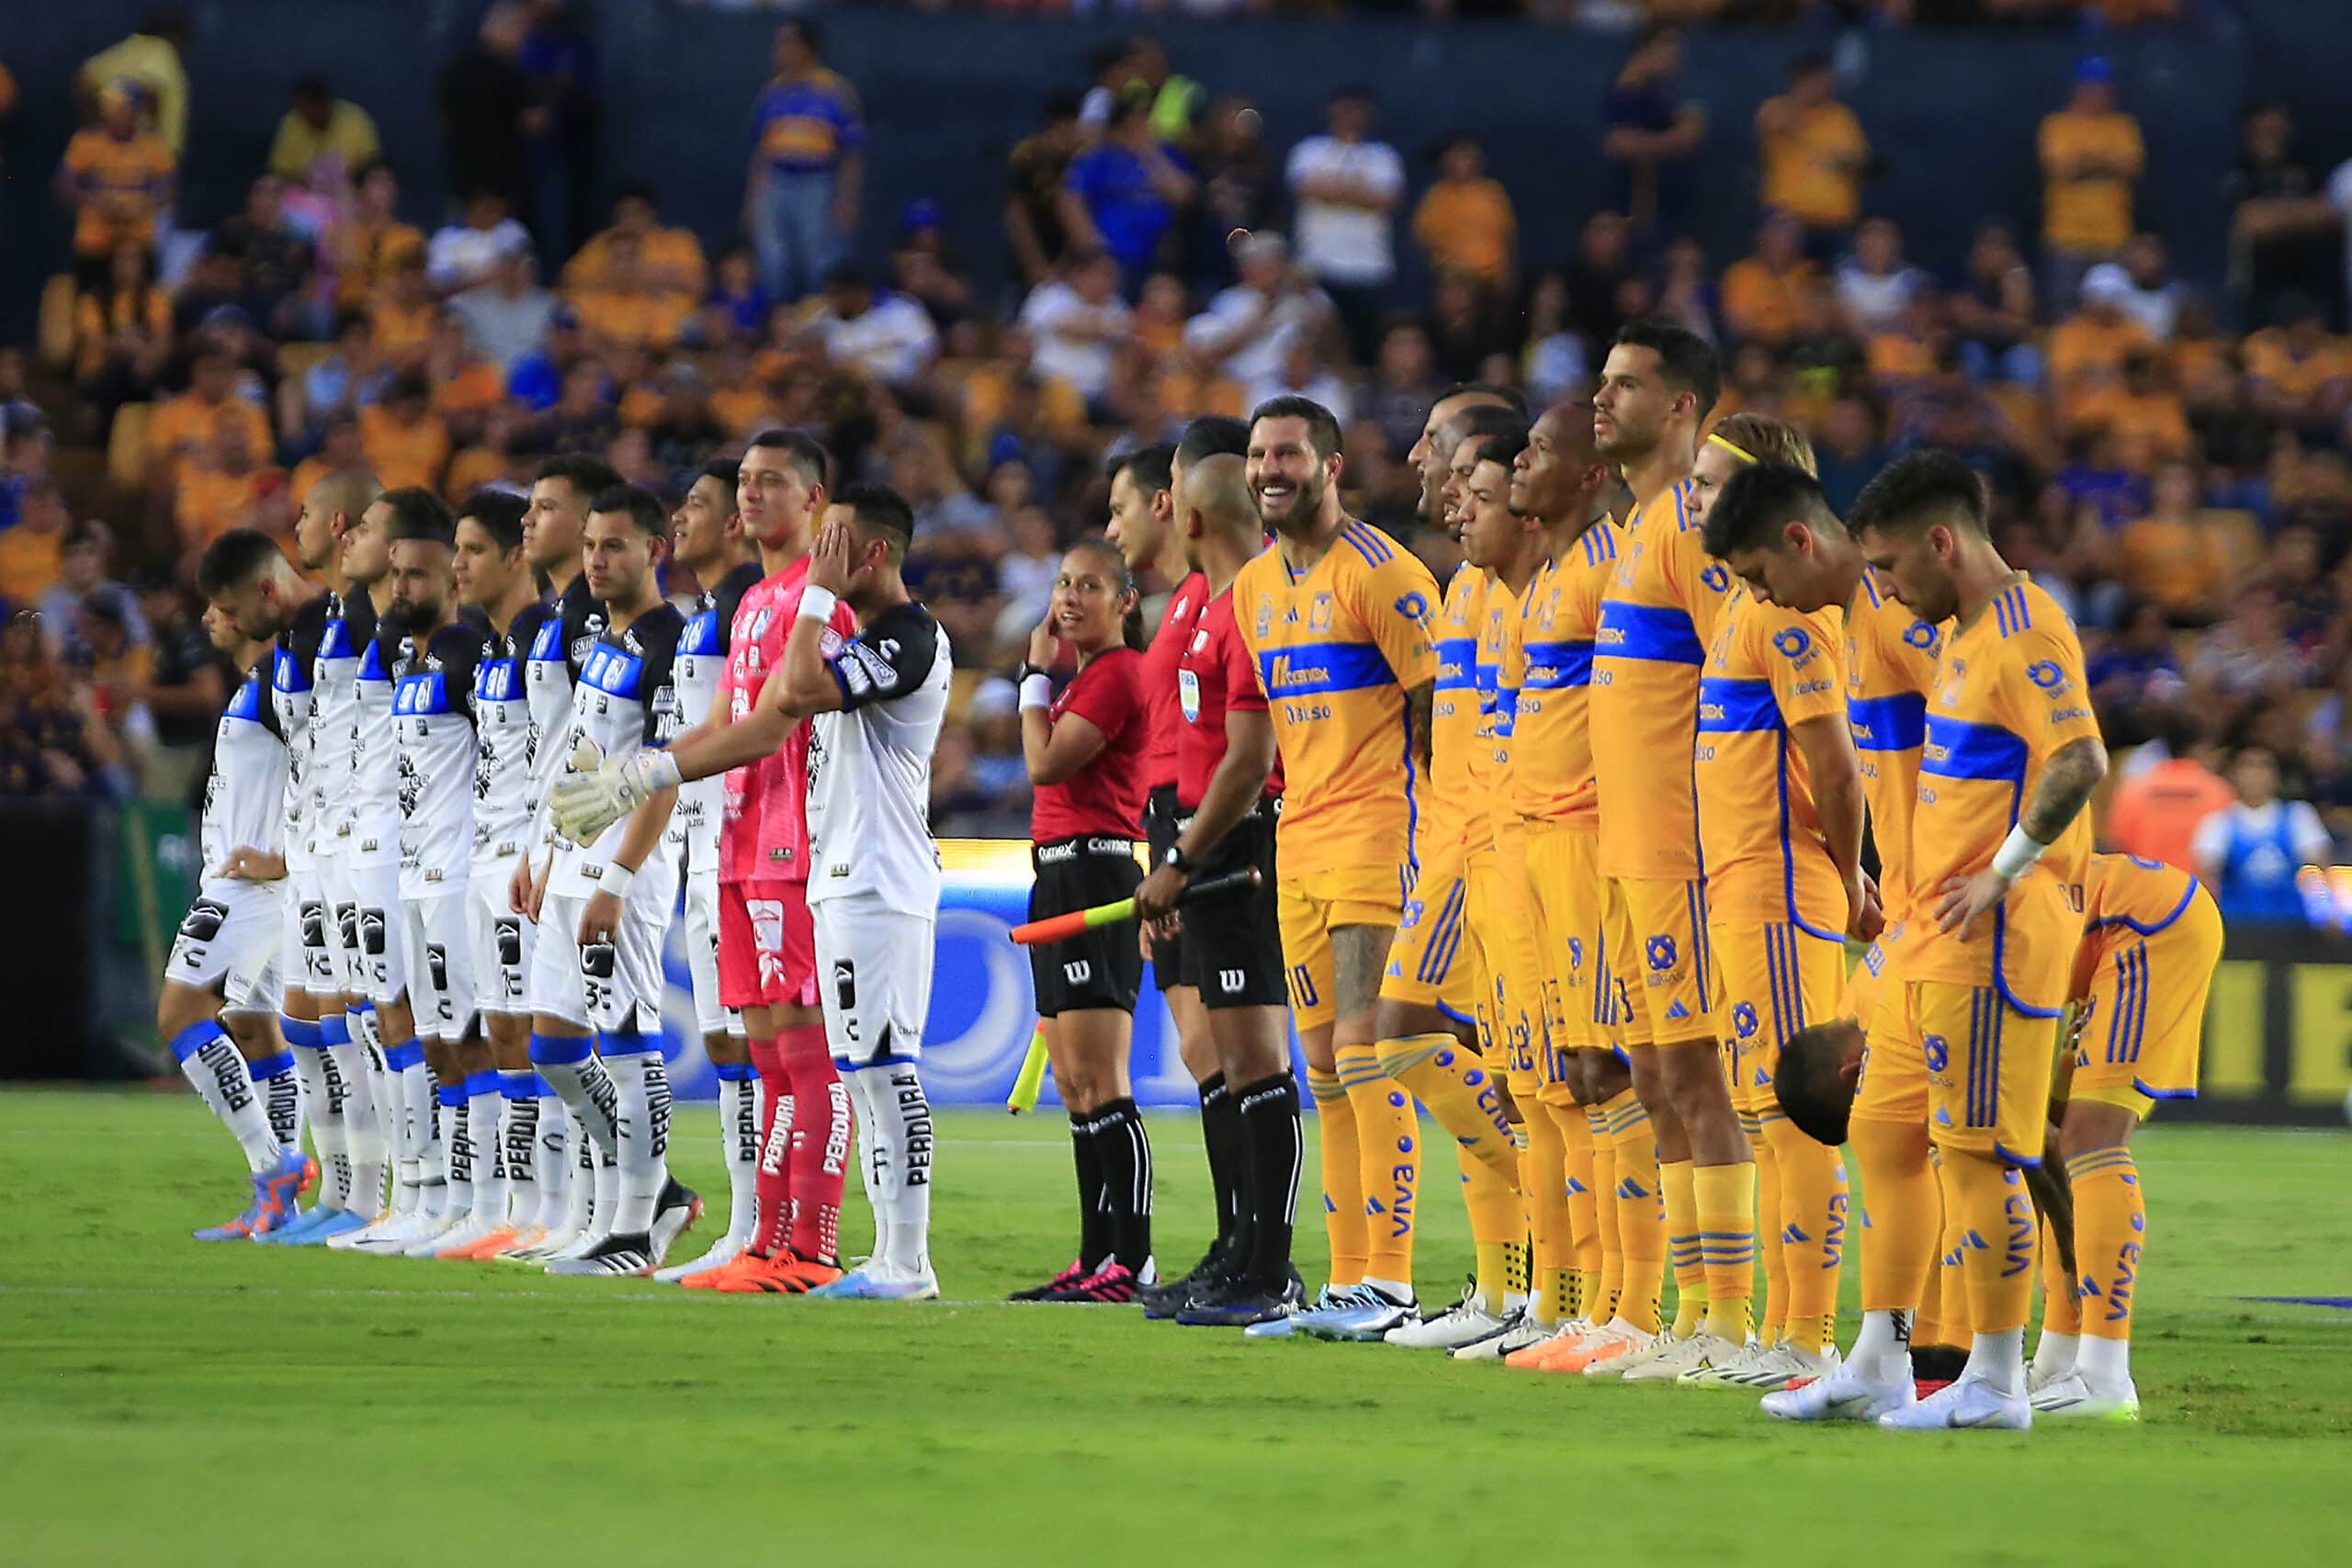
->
[379, 490, 499, 1257]
[1499, 403, 1635, 1373]
[1229, 395, 1443, 1334]
[530, 484, 700, 1278]
[446, 488, 549, 1258]
[1679, 441, 1874, 1390]
[1854, 451, 2107, 1430]
[175, 536, 313, 1237]
[654, 460, 767, 1281]
[1137, 454, 1304, 1328]
[1012, 540, 1158, 1303]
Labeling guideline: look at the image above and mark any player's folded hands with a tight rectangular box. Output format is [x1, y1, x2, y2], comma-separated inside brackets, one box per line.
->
[549, 738, 683, 844]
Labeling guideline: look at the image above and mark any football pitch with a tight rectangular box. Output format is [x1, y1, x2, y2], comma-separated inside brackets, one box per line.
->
[5, 1089, 2348, 1566]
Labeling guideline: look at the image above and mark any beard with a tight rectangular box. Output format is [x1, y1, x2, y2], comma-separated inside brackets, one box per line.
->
[1261, 468, 1326, 536]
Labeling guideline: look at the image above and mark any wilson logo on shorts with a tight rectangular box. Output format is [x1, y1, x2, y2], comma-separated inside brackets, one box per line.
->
[1645, 934, 1678, 973]
[1218, 968, 1245, 995]
[1062, 959, 1092, 986]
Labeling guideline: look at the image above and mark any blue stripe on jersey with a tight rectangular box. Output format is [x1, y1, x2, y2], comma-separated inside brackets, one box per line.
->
[528, 618, 564, 661]
[1595, 602, 1704, 666]
[1434, 636, 1478, 691]
[392, 671, 453, 716]
[472, 657, 523, 705]
[1696, 676, 1780, 734]
[1849, 693, 1927, 752]
[1921, 716, 2029, 782]
[318, 619, 352, 659]
[271, 647, 312, 695]
[357, 640, 387, 681]
[225, 677, 265, 722]
[1582, 527, 1618, 567]
[1520, 639, 1594, 691]
[581, 645, 646, 696]
[680, 608, 723, 657]
[1340, 521, 1392, 566]
[1258, 641, 1396, 697]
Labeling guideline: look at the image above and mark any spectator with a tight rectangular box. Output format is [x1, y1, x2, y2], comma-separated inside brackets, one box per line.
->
[1062, 89, 1194, 299]
[560, 184, 707, 352]
[2191, 584, 2311, 706]
[539, 361, 618, 456]
[1563, 211, 1634, 348]
[2080, 233, 2189, 344]
[150, 351, 271, 485]
[288, 416, 367, 511]
[359, 373, 452, 493]
[2039, 55, 2145, 312]
[515, 0, 601, 261]
[2049, 276, 2153, 424]
[2194, 744, 2335, 926]
[890, 200, 974, 333]
[1286, 85, 1404, 363]
[38, 520, 148, 660]
[2055, 427, 2147, 533]
[1601, 26, 1704, 232]
[1721, 210, 1815, 351]
[1812, 393, 1886, 515]
[267, 75, 381, 185]
[804, 262, 938, 390]
[1182, 232, 1334, 395]
[427, 190, 533, 299]
[745, 18, 865, 305]
[1006, 96, 1083, 291]
[0, 480, 68, 608]
[1518, 274, 1590, 415]
[1251, 335, 1351, 422]
[452, 237, 559, 372]
[77, 9, 191, 159]
[1193, 98, 1279, 281]
[368, 249, 438, 371]
[1951, 220, 2041, 386]
[2103, 707, 2229, 871]
[993, 503, 1061, 650]
[643, 363, 726, 478]
[1020, 248, 1132, 412]
[56, 82, 175, 284]
[2243, 294, 2352, 436]
[2070, 349, 2193, 475]
[2115, 457, 2248, 625]
[0, 613, 131, 801]
[1656, 235, 1719, 347]
[1411, 133, 1516, 299]
[2086, 598, 2189, 731]
[1123, 37, 1206, 152]
[74, 243, 175, 431]
[437, 2, 532, 214]
[703, 246, 770, 350]
[1423, 270, 1511, 385]
[173, 407, 283, 552]
[1363, 321, 1442, 462]
[206, 175, 319, 339]
[891, 431, 998, 544]
[505, 302, 586, 412]
[130, 569, 228, 755]
[1755, 53, 1868, 251]
[1835, 217, 1927, 339]
[332, 161, 424, 313]
[2226, 103, 2339, 334]
[278, 310, 388, 449]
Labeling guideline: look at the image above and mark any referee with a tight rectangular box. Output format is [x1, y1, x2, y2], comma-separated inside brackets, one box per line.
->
[1135, 453, 1303, 1329]
[1012, 537, 1158, 1305]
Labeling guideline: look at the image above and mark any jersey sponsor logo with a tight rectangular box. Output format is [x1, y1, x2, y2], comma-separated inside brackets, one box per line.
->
[1645, 934, 1678, 973]
[1733, 1000, 1759, 1039]
[1035, 840, 1077, 864]
[2026, 660, 2070, 694]
[1923, 1032, 1950, 1073]
[1179, 667, 1201, 723]
[1085, 838, 1135, 856]
[1393, 591, 1430, 625]
[1700, 564, 1732, 594]
[1903, 620, 1939, 651]
[1772, 626, 1812, 661]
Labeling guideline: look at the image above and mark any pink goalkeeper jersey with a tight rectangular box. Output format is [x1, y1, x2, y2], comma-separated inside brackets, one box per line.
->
[719, 556, 856, 885]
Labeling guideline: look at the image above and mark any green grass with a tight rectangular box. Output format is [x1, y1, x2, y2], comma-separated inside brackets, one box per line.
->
[5, 1089, 2350, 1566]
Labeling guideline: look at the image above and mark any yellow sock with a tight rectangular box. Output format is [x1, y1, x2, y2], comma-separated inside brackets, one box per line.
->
[2056, 1145, 2146, 1344]
[1522, 1100, 1570, 1324]
[1763, 1109, 1848, 1354]
[1747, 1111, 1785, 1347]
[1552, 1100, 1600, 1321]
[1851, 1115, 1936, 1326]
[1661, 1157, 1705, 1337]
[1604, 1090, 1664, 1335]
[1929, 1145, 1974, 1346]
[1337, 1042, 1418, 1288]
[1377, 1032, 1518, 1187]
[1587, 1103, 1623, 1325]
[1307, 1066, 1366, 1287]
[2039, 1212, 2082, 1337]
[1938, 1146, 2037, 1335]
[1693, 1161, 1756, 1344]
[1462, 1142, 1520, 1310]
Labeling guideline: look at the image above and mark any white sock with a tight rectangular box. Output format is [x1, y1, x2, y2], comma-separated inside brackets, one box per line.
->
[2031, 1329, 2079, 1381]
[849, 1063, 933, 1276]
[467, 1075, 507, 1228]
[719, 1065, 761, 1244]
[557, 1120, 594, 1238]
[248, 1047, 304, 1156]
[288, 1024, 352, 1208]
[602, 1038, 670, 1237]
[1966, 1327, 2027, 1396]
[1849, 1307, 1916, 1382]
[494, 1072, 537, 1228]
[437, 1086, 470, 1222]
[172, 1022, 279, 1173]
[2075, 1332, 2131, 1388]
[325, 1014, 387, 1214]
[535, 1087, 571, 1230]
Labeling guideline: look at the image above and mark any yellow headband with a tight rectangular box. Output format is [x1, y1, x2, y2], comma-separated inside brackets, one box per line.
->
[1707, 431, 1759, 465]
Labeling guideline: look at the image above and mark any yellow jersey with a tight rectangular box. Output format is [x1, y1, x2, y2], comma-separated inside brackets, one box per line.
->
[1427, 564, 1487, 860]
[1506, 521, 1617, 830]
[2070, 851, 2206, 1003]
[1592, 479, 1735, 880]
[2039, 109, 2143, 254]
[1236, 519, 1441, 880]
[1911, 576, 2100, 1010]
[1465, 571, 1517, 855]
[1845, 570, 1943, 926]
[1695, 588, 1849, 931]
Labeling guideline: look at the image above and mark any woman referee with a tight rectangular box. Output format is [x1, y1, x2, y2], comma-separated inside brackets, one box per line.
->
[1011, 537, 1158, 1303]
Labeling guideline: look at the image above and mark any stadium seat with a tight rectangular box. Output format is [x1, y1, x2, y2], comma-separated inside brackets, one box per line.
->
[107, 402, 153, 491]
[38, 276, 78, 371]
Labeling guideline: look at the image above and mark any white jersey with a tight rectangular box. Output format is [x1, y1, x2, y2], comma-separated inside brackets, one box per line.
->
[350, 620, 402, 870]
[270, 593, 329, 875]
[469, 601, 542, 873]
[548, 602, 685, 899]
[806, 601, 950, 917]
[394, 617, 484, 899]
[670, 560, 762, 879]
[202, 660, 288, 884]
[525, 575, 605, 867]
[309, 588, 375, 859]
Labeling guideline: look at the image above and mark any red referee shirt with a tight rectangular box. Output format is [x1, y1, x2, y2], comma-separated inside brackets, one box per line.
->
[1177, 586, 1283, 811]
[1031, 646, 1153, 842]
[1140, 570, 1208, 793]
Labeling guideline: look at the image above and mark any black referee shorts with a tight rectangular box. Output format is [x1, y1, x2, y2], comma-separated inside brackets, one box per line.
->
[1028, 835, 1145, 1018]
[1177, 797, 1286, 1010]
[1143, 784, 1186, 992]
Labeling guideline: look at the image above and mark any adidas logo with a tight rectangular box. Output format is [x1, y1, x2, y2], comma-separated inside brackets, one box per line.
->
[1665, 1000, 1690, 1021]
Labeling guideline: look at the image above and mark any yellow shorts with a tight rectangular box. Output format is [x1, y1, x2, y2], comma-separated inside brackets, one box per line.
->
[1913, 978, 2061, 1166]
[2070, 894, 2222, 1119]
[1379, 842, 1480, 1023]
[1524, 824, 1604, 1103]
[1604, 874, 1713, 1049]
[1282, 860, 1408, 1032]
[1469, 844, 1540, 1098]
[1849, 920, 1928, 1126]
[1713, 920, 1847, 1116]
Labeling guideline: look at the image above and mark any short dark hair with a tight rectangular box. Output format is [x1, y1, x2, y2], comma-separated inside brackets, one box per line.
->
[1612, 321, 1722, 423]
[1702, 462, 1838, 560]
[1792, 51, 1833, 78]
[700, 457, 742, 490]
[745, 428, 831, 489]
[379, 486, 457, 547]
[1109, 441, 1176, 497]
[1176, 415, 1249, 469]
[1847, 451, 1988, 538]
[1439, 381, 1529, 417]
[1775, 1021, 1863, 1147]
[535, 453, 624, 504]
[834, 481, 915, 564]
[291, 73, 331, 102]
[1465, 423, 1528, 475]
[784, 17, 821, 53]
[196, 528, 288, 597]
[613, 179, 658, 211]
[457, 489, 527, 553]
[589, 484, 669, 538]
[824, 259, 871, 292]
[1250, 395, 1344, 464]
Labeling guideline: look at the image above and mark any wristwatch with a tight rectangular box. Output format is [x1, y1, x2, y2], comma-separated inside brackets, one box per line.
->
[1162, 845, 1193, 874]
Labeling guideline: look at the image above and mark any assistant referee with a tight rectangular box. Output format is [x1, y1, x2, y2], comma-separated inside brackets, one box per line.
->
[1012, 536, 1157, 1305]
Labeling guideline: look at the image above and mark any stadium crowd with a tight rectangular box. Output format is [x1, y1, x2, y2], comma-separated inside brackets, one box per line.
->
[2, 4, 2346, 905]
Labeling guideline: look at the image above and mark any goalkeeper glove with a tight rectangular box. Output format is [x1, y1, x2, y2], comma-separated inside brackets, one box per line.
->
[548, 737, 683, 844]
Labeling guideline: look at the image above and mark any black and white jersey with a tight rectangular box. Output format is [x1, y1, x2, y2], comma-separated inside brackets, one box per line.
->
[310, 588, 376, 858]
[548, 602, 685, 899]
[271, 592, 329, 874]
[202, 660, 288, 883]
[469, 600, 546, 871]
[525, 574, 605, 859]
[351, 610, 403, 870]
[807, 601, 951, 917]
[394, 615, 486, 899]
[669, 560, 762, 878]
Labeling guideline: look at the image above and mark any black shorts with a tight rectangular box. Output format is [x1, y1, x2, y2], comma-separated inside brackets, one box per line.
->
[1028, 836, 1145, 1018]
[1177, 798, 1287, 1010]
[1143, 784, 1186, 992]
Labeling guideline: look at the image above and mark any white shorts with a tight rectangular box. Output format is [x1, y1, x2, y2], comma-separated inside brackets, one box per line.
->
[526, 886, 673, 1036]
[285, 868, 336, 995]
[168, 879, 283, 997]
[684, 870, 741, 1038]
[224, 949, 284, 1019]
[812, 895, 934, 1068]
[322, 856, 409, 1006]
[469, 865, 535, 1019]
[405, 893, 477, 1041]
